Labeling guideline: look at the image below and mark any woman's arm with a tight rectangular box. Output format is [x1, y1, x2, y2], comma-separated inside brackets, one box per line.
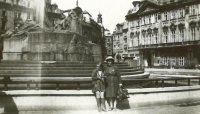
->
[116, 66, 122, 85]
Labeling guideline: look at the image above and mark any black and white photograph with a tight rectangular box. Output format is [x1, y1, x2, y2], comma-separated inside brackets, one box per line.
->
[0, 0, 200, 114]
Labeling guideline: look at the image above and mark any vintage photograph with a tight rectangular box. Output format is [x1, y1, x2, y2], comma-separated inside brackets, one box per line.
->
[0, 0, 200, 114]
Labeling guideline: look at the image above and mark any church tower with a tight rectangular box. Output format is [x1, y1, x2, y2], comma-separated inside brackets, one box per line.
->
[97, 13, 102, 24]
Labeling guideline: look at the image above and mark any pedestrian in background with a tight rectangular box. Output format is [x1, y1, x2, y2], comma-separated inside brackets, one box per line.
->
[104, 56, 122, 111]
[92, 62, 107, 112]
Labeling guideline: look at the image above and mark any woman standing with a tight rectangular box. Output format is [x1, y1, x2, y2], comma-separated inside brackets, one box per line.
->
[104, 56, 122, 111]
[92, 62, 106, 112]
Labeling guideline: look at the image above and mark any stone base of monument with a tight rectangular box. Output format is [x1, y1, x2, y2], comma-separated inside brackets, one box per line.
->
[3, 32, 102, 62]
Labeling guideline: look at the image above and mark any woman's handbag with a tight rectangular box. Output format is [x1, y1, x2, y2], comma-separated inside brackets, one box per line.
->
[117, 86, 130, 100]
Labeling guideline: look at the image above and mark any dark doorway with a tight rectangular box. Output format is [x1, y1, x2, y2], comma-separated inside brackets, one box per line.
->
[147, 52, 152, 67]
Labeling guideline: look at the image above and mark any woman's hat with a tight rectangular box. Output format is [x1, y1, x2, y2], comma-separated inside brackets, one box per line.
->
[105, 56, 114, 61]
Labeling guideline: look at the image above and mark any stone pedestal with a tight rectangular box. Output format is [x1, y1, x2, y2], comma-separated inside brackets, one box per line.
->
[3, 31, 102, 61]
[122, 57, 137, 67]
[91, 44, 102, 62]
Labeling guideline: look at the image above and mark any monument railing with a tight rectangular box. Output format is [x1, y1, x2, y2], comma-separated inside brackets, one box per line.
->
[1, 76, 200, 91]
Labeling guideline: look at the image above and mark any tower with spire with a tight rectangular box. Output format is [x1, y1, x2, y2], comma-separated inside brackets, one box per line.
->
[97, 12, 102, 24]
[76, 0, 78, 7]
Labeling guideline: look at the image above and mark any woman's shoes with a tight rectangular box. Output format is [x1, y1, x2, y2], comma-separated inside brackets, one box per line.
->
[108, 107, 114, 111]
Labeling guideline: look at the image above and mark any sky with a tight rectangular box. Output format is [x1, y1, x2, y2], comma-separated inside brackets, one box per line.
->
[51, 0, 134, 33]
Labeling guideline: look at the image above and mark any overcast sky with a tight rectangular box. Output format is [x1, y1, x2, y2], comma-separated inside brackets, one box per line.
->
[52, 0, 134, 33]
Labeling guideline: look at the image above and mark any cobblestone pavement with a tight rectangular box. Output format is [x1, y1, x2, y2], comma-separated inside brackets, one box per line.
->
[18, 103, 200, 114]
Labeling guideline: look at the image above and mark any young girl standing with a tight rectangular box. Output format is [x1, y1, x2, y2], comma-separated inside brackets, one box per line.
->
[92, 62, 107, 112]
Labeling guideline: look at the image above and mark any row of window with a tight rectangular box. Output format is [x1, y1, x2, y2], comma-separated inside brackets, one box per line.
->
[129, 4, 200, 27]
[162, 57, 184, 66]
[129, 27, 198, 46]
[1, 0, 31, 7]
[163, 8, 185, 21]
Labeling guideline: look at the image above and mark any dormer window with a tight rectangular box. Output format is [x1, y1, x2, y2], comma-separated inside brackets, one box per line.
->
[190, 5, 197, 15]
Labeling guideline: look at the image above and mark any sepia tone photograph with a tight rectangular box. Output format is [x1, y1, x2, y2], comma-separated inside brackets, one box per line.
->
[0, 0, 200, 114]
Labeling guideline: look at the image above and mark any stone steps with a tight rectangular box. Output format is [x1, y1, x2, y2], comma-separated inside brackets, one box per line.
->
[0, 60, 148, 90]
[0, 68, 141, 73]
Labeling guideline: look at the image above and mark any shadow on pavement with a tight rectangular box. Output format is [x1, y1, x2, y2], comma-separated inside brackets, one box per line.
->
[177, 102, 200, 107]
[0, 92, 19, 114]
[116, 99, 131, 110]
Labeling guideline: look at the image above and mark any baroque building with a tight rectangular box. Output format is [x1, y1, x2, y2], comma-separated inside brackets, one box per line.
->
[104, 28, 113, 56]
[113, 23, 124, 60]
[125, 0, 200, 68]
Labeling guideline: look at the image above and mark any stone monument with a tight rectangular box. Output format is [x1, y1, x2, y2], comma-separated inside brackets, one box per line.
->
[1, 0, 102, 62]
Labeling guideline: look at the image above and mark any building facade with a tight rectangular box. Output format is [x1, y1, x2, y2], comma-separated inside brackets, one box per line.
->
[0, 0, 36, 34]
[0, 0, 63, 34]
[125, 0, 200, 68]
[112, 23, 124, 61]
[104, 29, 113, 56]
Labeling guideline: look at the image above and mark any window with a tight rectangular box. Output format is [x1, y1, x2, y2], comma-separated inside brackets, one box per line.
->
[143, 34, 146, 45]
[171, 10, 176, 19]
[148, 34, 152, 44]
[27, 1, 30, 7]
[179, 29, 184, 42]
[137, 36, 140, 46]
[146, 16, 149, 24]
[154, 33, 158, 44]
[163, 32, 168, 43]
[2, 10, 6, 16]
[131, 21, 134, 27]
[191, 28, 196, 40]
[199, 4, 200, 14]
[163, 57, 170, 65]
[143, 17, 145, 25]
[1, 10, 7, 30]
[18, 13, 21, 18]
[171, 31, 176, 42]
[190, 5, 197, 15]
[149, 15, 151, 24]
[171, 57, 176, 66]
[163, 12, 168, 21]
[27, 13, 31, 19]
[179, 9, 184, 18]
[155, 13, 158, 23]
[137, 20, 140, 26]
[179, 57, 184, 66]
[124, 39, 127, 43]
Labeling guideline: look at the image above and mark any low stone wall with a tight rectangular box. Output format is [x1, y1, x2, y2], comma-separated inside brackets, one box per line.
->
[145, 68, 200, 76]
[0, 85, 200, 112]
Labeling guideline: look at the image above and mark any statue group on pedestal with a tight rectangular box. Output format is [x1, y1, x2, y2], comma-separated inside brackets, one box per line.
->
[54, 8, 82, 35]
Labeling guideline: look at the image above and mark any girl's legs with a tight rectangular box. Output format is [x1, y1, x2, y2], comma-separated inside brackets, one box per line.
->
[100, 92, 106, 111]
[95, 91, 101, 112]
